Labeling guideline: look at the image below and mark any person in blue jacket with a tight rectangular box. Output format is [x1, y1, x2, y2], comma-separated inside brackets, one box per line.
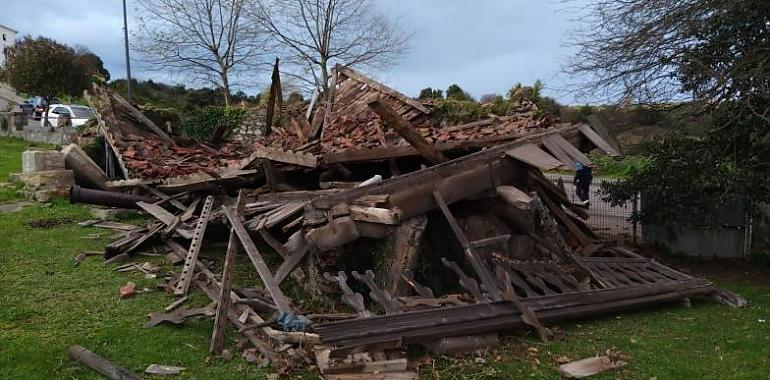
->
[573, 162, 593, 206]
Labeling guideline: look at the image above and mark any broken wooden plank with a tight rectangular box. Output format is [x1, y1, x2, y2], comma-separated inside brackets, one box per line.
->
[496, 185, 532, 210]
[239, 144, 318, 169]
[349, 205, 401, 225]
[223, 205, 292, 313]
[274, 238, 309, 284]
[111, 91, 175, 145]
[384, 215, 428, 296]
[578, 123, 620, 157]
[338, 66, 429, 114]
[210, 193, 246, 355]
[257, 228, 291, 257]
[541, 135, 577, 169]
[368, 98, 448, 165]
[550, 134, 592, 167]
[173, 196, 215, 296]
[305, 216, 360, 252]
[68, 345, 144, 380]
[506, 143, 566, 170]
[433, 191, 501, 301]
[556, 355, 627, 378]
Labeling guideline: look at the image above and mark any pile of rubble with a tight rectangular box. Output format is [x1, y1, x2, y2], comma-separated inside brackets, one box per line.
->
[61, 64, 745, 379]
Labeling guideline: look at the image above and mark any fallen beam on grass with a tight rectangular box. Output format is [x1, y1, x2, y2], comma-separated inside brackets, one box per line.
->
[68, 345, 144, 380]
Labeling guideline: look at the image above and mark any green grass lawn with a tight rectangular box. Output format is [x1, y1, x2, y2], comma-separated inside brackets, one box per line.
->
[1, 137, 768, 379]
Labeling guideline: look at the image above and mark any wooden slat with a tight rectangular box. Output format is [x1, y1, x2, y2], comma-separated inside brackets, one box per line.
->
[550, 134, 592, 167]
[338, 66, 429, 114]
[579, 124, 620, 157]
[239, 144, 318, 169]
[210, 193, 246, 355]
[111, 91, 175, 144]
[368, 99, 447, 165]
[541, 135, 577, 169]
[223, 206, 292, 313]
[506, 143, 565, 170]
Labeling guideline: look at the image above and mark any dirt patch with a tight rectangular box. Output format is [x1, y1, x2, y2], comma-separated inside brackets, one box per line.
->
[26, 217, 75, 228]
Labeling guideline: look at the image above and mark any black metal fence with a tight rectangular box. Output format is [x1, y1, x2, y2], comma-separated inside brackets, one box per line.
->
[543, 173, 640, 242]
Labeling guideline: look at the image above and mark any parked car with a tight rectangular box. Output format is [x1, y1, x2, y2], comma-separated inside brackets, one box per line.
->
[40, 104, 95, 127]
[19, 101, 35, 116]
[25, 97, 62, 120]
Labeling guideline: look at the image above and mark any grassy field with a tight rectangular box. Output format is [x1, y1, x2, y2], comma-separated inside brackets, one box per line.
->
[1, 137, 769, 379]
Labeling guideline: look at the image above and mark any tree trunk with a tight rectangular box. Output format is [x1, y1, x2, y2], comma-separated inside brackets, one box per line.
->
[320, 59, 330, 99]
[220, 70, 231, 107]
[43, 97, 52, 128]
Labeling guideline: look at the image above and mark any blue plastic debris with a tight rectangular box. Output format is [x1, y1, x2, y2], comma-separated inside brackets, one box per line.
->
[277, 312, 312, 332]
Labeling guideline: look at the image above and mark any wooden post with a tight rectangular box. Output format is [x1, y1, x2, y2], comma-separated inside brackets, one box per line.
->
[264, 58, 283, 134]
[68, 345, 144, 380]
[210, 192, 245, 355]
[223, 205, 292, 313]
[368, 98, 448, 165]
[432, 191, 501, 300]
[383, 215, 427, 296]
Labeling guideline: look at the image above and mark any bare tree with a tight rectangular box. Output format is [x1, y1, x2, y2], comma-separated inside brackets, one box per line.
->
[565, 0, 770, 117]
[249, 0, 410, 95]
[134, 0, 267, 105]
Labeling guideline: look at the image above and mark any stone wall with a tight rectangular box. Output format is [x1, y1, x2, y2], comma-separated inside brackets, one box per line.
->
[232, 108, 265, 143]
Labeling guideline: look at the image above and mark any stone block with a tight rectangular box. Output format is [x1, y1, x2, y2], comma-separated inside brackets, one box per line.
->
[22, 150, 65, 173]
[20, 170, 74, 200]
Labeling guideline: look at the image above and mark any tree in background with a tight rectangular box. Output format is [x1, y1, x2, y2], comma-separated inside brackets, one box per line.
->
[75, 46, 111, 83]
[0, 36, 91, 125]
[133, 0, 267, 105]
[568, 0, 770, 225]
[418, 87, 443, 100]
[251, 0, 410, 95]
[445, 84, 473, 101]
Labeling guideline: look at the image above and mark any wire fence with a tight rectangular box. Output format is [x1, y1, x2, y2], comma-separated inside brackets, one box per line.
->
[543, 173, 640, 242]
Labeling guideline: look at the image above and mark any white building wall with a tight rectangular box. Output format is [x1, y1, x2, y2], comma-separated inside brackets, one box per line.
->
[0, 24, 18, 68]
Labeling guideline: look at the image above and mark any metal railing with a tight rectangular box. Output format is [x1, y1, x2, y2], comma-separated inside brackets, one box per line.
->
[543, 172, 640, 242]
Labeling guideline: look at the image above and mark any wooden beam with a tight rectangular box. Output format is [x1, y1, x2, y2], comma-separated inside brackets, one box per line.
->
[223, 205, 292, 313]
[338, 66, 429, 114]
[239, 144, 318, 169]
[496, 185, 532, 210]
[111, 91, 174, 144]
[432, 191, 501, 300]
[368, 98, 448, 165]
[264, 58, 282, 133]
[68, 345, 143, 380]
[210, 193, 246, 355]
[349, 205, 401, 225]
[274, 240, 308, 284]
[305, 216, 360, 252]
[579, 123, 620, 157]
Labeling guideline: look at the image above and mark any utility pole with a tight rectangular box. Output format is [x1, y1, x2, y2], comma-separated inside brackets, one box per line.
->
[122, 0, 133, 102]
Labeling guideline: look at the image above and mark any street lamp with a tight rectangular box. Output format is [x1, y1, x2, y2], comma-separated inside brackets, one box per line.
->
[122, 0, 133, 102]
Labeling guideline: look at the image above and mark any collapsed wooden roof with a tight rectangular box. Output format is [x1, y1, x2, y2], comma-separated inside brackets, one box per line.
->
[256, 65, 620, 167]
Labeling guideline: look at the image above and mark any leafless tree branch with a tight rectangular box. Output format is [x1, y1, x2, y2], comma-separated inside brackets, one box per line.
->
[133, 0, 270, 105]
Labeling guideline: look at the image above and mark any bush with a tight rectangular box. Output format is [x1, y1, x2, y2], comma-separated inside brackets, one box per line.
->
[181, 106, 246, 141]
[141, 107, 181, 130]
[431, 99, 488, 123]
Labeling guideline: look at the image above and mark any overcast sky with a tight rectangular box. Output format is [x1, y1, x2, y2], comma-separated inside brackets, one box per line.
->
[1, 0, 588, 104]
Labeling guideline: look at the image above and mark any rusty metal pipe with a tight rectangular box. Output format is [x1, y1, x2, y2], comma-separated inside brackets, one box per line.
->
[70, 185, 156, 209]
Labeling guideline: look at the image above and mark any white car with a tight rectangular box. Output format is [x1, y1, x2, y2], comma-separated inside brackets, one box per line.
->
[40, 104, 95, 127]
